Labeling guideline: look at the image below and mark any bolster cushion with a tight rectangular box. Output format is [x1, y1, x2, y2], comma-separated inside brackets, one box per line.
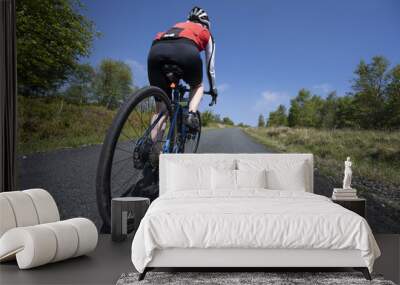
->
[0, 189, 60, 237]
[0, 218, 98, 269]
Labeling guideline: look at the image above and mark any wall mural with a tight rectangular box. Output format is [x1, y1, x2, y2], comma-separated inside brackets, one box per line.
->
[16, 1, 399, 234]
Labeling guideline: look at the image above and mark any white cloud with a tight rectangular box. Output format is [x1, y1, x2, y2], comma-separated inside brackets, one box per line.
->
[254, 90, 289, 110]
[312, 83, 333, 95]
[125, 59, 146, 74]
[261, 90, 282, 102]
[217, 83, 230, 92]
[125, 59, 147, 86]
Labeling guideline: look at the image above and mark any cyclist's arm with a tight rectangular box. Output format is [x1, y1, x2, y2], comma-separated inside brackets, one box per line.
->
[205, 35, 216, 92]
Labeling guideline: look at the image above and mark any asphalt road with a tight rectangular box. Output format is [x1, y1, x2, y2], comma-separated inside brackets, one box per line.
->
[17, 128, 272, 228]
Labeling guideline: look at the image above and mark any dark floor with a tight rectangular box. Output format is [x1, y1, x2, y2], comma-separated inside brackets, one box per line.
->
[1, 234, 398, 285]
[0, 235, 132, 285]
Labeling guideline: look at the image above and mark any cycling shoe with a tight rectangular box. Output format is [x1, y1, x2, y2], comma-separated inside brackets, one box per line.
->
[149, 141, 163, 167]
[185, 111, 199, 131]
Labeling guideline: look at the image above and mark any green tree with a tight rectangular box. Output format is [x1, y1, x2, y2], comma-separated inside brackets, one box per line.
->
[320, 92, 338, 129]
[283, 56, 399, 130]
[64, 63, 95, 104]
[94, 59, 133, 109]
[385, 65, 400, 128]
[288, 89, 310, 127]
[335, 96, 357, 128]
[16, 0, 98, 95]
[308, 95, 325, 128]
[287, 89, 324, 128]
[267, 105, 288, 127]
[222, 117, 234, 126]
[201, 110, 224, 126]
[288, 98, 300, 127]
[258, 114, 266, 128]
[201, 110, 215, 127]
[214, 113, 222, 123]
[351, 56, 389, 128]
[237, 122, 250, 128]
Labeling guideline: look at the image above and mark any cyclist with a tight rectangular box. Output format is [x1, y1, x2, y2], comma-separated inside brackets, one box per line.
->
[148, 6, 217, 143]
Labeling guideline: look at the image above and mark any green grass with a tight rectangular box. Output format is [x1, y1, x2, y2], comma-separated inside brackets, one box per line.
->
[244, 127, 400, 186]
[18, 96, 117, 154]
[203, 122, 234, 130]
[17, 96, 230, 154]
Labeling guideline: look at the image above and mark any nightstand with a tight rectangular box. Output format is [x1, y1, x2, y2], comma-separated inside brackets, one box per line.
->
[331, 198, 366, 218]
[111, 197, 150, 242]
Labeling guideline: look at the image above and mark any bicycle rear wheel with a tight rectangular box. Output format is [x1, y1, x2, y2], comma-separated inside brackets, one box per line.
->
[96, 86, 172, 232]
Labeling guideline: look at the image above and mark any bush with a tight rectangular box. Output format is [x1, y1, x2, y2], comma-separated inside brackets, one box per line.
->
[201, 110, 215, 127]
[201, 110, 223, 127]
[244, 127, 400, 184]
[18, 96, 115, 153]
[222, 117, 234, 126]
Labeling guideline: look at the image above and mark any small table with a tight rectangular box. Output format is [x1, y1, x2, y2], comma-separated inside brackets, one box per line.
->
[111, 197, 150, 242]
[331, 198, 366, 218]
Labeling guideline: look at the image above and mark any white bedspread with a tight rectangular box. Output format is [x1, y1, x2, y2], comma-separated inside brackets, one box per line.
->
[131, 190, 380, 273]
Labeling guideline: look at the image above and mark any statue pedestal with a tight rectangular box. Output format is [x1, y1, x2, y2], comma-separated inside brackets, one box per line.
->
[332, 188, 358, 200]
[334, 188, 356, 192]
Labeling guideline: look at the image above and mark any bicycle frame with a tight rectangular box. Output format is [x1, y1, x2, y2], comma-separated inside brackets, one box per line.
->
[163, 86, 189, 153]
[133, 85, 188, 154]
[134, 83, 212, 154]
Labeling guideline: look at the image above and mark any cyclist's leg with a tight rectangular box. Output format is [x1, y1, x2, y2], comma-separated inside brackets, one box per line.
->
[150, 101, 168, 143]
[184, 49, 204, 130]
[147, 42, 172, 143]
[181, 51, 203, 113]
[177, 42, 203, 129]
[189, 83, 204, 113]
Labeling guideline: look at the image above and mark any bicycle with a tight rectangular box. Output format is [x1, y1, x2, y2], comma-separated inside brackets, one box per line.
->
[96, 63, 216, 231]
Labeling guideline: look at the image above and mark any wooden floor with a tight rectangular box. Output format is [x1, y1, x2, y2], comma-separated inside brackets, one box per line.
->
[0, 234, 398, 285]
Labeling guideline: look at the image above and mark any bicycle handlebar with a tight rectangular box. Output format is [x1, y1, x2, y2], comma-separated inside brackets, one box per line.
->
[181, 87, 217, 106]
[207, 93, 217, 107]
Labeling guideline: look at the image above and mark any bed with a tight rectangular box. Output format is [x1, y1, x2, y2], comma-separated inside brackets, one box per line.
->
[131, 154, 380, 280]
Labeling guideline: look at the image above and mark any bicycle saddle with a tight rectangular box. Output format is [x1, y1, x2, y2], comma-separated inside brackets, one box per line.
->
[162, 64, 183, 84]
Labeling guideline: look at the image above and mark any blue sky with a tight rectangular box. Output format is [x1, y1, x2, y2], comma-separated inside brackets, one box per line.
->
[82, 0, 400, 126]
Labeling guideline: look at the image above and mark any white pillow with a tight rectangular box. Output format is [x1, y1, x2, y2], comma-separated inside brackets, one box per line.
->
[266, 164, 306, 191]
[237, 159, 307, 191]
[167, 162, 211, 191]
[211, 168, 236, 191]
[236, 169, 267, 189]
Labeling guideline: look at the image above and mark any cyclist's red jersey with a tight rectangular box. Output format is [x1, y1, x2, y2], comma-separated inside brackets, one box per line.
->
[155, 21, 211, 51]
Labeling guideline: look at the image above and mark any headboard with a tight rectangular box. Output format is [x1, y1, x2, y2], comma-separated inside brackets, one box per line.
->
[159, 153, 314, 195]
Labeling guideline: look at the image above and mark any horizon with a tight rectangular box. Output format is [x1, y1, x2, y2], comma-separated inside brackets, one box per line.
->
[81, 0, 400, 126]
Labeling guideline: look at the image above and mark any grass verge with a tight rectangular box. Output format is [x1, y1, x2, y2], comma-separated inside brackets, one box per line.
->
[203, 122, 234, 130]
[17, 97, 229, 154]
[243, 127, 400, 186]
[18, 96, 117, 154]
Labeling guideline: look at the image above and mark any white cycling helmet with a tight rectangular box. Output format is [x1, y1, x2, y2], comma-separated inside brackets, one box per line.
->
[188, 6, 210, 29]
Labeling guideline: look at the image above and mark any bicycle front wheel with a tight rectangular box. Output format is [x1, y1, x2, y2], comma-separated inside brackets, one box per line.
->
[96, 86, 172, 231]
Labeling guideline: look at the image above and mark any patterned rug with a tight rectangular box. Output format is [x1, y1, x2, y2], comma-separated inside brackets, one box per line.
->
[116, 271, 396, 285]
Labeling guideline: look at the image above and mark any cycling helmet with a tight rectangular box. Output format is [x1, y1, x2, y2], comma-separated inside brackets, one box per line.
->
[188, 6, 210, 29]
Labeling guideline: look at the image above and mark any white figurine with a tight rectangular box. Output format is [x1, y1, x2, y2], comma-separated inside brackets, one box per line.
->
[343, 157, 352, 189]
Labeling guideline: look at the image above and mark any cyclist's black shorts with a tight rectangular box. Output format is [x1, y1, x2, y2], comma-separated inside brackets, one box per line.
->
[147, 38, 203, 99]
